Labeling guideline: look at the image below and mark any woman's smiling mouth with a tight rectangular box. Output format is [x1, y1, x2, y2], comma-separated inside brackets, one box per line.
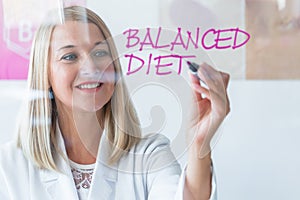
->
[76, 82, 103, 92]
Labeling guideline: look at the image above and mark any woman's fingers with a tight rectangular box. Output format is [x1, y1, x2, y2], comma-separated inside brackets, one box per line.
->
[197, 63, 223, 91]
[188, 72, 205, 101]
[194, 63, 230, 116]
[197, 63, 229, 95]
[221, 71, 230, 89]
[188, 62, 231, 116]
[192, 84, 211, 100]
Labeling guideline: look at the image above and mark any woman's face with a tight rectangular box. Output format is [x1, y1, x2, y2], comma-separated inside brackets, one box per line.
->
[49, 21, 115, 113]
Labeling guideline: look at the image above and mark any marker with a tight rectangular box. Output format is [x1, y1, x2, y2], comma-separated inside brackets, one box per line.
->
[187, 61, 207, 86]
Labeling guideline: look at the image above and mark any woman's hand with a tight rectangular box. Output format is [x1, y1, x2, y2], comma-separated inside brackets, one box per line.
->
[188, 62, 230, 158]
[184, 63, 230, 200]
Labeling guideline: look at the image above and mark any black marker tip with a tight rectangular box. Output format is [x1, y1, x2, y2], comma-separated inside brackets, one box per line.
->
[187, 61, 199, 73]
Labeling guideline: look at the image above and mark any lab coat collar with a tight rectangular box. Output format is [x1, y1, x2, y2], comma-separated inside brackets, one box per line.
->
[40, 122, 119, 200]
[88, 127, 119, 200]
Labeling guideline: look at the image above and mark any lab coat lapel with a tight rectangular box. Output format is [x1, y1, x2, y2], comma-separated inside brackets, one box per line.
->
[40, 125, 79, 200]
[40, 169, 79, 200]
[88, 131, 118, 200]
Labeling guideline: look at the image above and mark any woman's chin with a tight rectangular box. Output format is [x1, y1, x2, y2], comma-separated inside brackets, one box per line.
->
[72, 103, 104, 113]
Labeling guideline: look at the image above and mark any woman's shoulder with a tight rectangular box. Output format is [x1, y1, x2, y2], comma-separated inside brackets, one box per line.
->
[133, 133, 171, 154]
[0, 140, 23, 157]
[0, 140, 28, 170]
[127, 133, 181, 172]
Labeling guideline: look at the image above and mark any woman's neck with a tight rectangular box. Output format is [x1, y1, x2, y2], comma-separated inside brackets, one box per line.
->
[56, 103, 103, 165]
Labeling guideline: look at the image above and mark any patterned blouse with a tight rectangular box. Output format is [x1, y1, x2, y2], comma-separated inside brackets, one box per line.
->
[69, 159, 96, 200]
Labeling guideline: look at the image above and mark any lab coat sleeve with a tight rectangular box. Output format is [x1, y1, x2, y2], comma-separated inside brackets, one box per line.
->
[174, 163, 217, 200]
[0, 145, 12, 200]
[0, 141, 31, 200]
[0, 168, 10, 199]
[143, 134, 217, 200]
[142, 134, 182, 200]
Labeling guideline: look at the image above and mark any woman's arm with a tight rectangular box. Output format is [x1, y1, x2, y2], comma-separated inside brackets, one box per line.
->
[184, 63, 230, 199]
[185, 148, 212, 199]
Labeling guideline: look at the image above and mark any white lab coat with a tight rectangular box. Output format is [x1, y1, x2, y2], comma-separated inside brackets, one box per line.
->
[0, 126, 217, 200]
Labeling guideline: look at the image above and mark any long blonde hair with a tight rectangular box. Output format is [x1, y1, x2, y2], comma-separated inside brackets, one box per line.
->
[17, 6, 141, 171]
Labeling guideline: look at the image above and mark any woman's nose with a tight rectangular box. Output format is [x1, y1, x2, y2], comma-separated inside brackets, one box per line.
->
[80, 55, 100, 75]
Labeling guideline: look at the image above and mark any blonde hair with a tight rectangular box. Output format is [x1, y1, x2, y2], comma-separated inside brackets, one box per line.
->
[17, 6, 141, 171]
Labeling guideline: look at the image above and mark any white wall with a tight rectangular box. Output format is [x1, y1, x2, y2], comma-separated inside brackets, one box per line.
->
[214, 81, 300, 200]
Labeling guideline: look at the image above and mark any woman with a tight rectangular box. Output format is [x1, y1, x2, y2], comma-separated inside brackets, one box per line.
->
[0, 6, 230, 200]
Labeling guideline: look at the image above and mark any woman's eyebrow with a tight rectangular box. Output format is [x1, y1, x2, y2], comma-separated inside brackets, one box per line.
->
[95, 40, 108, 46]
[57, 41, 107, 52]
[57, 45, 76, 51]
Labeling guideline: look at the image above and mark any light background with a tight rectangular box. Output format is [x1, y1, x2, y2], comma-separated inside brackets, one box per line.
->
[0, 0, 300, 200]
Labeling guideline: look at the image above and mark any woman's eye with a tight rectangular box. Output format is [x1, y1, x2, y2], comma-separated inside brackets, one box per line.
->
[61, 54, 77, 61]
[93, 50, 109, 57]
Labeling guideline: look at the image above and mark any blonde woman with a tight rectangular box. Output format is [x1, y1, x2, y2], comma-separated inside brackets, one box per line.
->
[0, 6, 230, 200]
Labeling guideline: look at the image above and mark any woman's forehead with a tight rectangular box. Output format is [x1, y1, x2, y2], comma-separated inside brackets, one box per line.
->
[51, 21, 105, 49]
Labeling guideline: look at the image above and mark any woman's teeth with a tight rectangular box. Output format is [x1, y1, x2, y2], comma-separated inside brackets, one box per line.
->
[78, 83, 101, 89]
